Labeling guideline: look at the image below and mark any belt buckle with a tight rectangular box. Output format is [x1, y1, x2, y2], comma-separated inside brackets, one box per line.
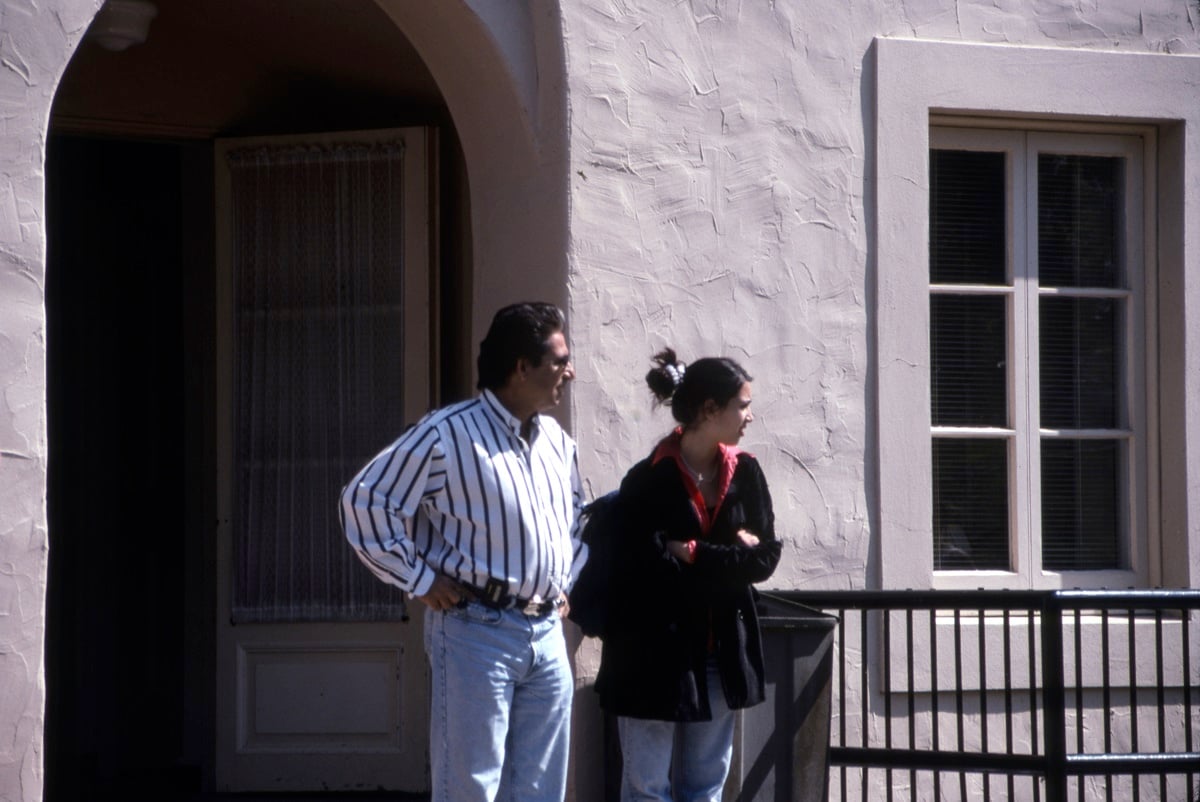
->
[519, 597, 544, 616]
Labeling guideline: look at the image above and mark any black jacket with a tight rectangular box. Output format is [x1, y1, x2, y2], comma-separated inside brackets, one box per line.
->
[595, 446, 781, 721]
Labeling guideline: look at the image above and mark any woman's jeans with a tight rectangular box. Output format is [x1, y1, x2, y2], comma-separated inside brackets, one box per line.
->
[617, 661, 736, 802]
[424, 601, 573, 802]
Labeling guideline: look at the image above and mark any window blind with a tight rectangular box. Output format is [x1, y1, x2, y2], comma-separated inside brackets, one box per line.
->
[1037, 152, 1125, 571]
[930, 147, 1011, 571]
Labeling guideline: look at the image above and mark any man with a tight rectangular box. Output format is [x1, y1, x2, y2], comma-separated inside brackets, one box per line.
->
[340, 302, 586, 802]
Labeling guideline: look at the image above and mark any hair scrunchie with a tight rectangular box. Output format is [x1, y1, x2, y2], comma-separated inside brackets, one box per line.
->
[665, 363, 686, 387]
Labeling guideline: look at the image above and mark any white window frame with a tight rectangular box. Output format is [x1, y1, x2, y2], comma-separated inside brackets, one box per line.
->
[874, 38, 1200, 592]
[929, 126, 1150, 590]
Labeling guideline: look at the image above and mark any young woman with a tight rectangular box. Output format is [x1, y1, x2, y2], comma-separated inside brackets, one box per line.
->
[595, 348, 782, 802]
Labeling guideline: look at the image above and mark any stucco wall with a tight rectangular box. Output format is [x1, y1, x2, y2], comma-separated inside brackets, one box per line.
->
[374, 0, 572, 347]
[561, 0, 1200, 596]
[561, 9, 1200, 795]
[0, 1, 99, 799]
[2, 0, 1200, 799]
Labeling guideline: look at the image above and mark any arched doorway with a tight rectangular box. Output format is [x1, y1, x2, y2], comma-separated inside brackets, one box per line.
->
[42, 0, 567, 796]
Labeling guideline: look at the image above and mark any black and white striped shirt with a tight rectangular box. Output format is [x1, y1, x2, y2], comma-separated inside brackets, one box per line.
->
[340, 390, 587, 601]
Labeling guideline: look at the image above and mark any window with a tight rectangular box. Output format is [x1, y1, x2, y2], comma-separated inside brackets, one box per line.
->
[876, 39, 1199, 596]
[927, 128, 1149, 588]
[217, 129, 434, 622]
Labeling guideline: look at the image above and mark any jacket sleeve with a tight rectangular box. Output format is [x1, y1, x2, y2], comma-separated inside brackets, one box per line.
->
[339, 422, 444, 597]
[616, 461, 687, 584]
[690, 457, 781, 587]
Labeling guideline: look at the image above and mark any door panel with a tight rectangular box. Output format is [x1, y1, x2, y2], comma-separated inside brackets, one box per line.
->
[241, 644, 400, 748]
[215, 128, 433, 792]
[220, 623, 427, 789]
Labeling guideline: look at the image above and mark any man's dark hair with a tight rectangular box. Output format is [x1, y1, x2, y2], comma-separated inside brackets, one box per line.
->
[476, 302, 566, 390]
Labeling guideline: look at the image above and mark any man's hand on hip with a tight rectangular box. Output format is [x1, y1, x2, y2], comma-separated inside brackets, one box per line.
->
[417, 574, 466, 611]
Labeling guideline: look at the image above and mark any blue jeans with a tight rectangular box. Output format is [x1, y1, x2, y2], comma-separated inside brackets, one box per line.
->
[424, 601, 573, 802]
[617, 661, 736, 802]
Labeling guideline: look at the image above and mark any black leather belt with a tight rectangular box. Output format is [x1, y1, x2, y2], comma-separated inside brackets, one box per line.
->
[460, 582, 562, 617]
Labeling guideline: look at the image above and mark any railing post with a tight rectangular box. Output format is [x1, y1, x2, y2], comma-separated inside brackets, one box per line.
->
[1041, 593, 1067, 802]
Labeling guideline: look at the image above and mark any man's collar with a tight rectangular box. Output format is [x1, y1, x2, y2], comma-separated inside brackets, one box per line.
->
[482, 388, 539, 440]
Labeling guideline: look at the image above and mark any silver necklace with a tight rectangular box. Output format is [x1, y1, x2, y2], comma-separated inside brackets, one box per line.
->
[681, 454, 717, 484]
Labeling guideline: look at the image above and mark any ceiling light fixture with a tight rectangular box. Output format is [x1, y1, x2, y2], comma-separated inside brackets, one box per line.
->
[89, 0, 158, 52]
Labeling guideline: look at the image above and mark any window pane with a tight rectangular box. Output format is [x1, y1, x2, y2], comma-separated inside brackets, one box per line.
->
[930, 149, 1007, 285]
[933, 438, 1010, 570]
[931, 294, 1007, 427]
[236, 312, 405, 463]
[229, 142, 412, 623]
[1041, 439, 1121, 570]
[1039, 297, 1119, 429]
[1038, 154, 1123, 289]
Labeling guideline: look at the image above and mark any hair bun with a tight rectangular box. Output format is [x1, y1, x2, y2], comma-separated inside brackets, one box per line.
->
[646, 351, 753, 427]
[645, 347, 684, 404]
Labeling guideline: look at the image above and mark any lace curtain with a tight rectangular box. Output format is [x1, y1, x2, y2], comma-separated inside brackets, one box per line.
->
[227, 141, 412, 623]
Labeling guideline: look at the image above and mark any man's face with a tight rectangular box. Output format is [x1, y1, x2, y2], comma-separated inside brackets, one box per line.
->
[524, 331, 575, 413]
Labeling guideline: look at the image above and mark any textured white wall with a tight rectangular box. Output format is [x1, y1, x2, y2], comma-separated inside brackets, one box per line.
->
[0, 1, 101, 798]
[560, 7, 1200, 797]
[2, 0, 1200, 799]
[561, 0, 1200, 597]
[375, 0, 573, 348]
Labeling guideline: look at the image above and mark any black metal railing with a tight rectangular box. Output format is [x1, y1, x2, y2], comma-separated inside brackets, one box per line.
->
[777, 589, 1200, 801]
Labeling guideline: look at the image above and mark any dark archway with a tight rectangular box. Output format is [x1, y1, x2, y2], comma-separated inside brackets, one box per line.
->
[45, 132, 210, 801]
[44, 2, 467, 797]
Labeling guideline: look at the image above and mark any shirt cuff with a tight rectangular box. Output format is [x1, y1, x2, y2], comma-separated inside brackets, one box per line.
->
[409, 562, 437, 598]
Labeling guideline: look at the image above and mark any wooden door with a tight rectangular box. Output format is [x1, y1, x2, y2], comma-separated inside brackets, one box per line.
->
[214, 128, 434, 792]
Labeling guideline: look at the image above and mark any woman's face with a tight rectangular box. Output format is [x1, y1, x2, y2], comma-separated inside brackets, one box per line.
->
[705, 382, 754, 445]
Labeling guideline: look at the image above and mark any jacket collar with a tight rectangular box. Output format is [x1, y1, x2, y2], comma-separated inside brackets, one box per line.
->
[651, 428, 741, 474]
[651, 428, 741, 532]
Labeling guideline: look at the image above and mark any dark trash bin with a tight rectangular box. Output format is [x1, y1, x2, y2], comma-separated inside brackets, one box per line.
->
[729, 592, 837, 802]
